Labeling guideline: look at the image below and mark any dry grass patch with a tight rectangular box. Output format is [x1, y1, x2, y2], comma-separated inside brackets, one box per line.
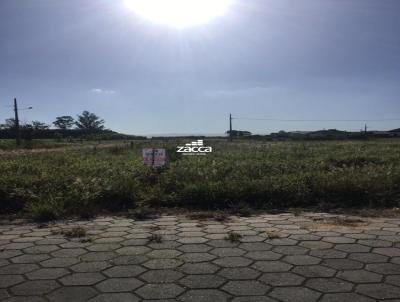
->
[313, 216, 367, 228]
[51, 226, 87, 238]
[265, 230, 280, 239]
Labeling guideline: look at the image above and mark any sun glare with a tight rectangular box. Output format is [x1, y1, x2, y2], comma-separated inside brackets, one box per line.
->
[125, 0, 232, 28]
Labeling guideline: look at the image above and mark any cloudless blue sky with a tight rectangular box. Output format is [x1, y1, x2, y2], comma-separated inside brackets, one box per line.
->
[1, 0, 399, 135]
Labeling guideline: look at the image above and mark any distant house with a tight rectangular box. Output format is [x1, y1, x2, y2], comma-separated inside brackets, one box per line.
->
[372, 130, 400, 137]
[226, 130, 252, 137]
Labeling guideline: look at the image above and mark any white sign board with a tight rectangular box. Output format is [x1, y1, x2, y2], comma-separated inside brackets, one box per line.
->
[143, 148, 166, 167]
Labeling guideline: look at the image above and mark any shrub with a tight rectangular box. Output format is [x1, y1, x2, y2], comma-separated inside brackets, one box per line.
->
[25, 198, 64, 222]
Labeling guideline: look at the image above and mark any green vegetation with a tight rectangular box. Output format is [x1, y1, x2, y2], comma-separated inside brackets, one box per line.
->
[0, 111, 146, 143]
[148, 234, 163, 243]
[0, 139, 399, 220]
[225, 232, 243, 243]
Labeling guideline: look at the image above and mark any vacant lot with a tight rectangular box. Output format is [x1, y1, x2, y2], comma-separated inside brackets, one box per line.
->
[1, 139, 399, 220]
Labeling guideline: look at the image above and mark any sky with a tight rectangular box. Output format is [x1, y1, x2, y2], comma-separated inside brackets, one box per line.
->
[0, 0, 399, 135]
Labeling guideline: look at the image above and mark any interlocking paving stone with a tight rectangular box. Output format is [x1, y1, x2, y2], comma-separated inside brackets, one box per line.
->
[180, 274, 226, 289]
[283, 255, 321, 265]
[273, 245, 308, 255]
[140, 269, 184, 283]
[60, 272, 105, 286]
[246, 251, 282, 260]
[116, 246, 150, 255]
[88, 293, 140, 302]
[0, 275, 25, 288]
[40, 257, 80, 267]
[210, 248, 246, 257]
[51, 248, 87, 258]
[222, 280, 270, 296]
[96, 278, 143, 292]
[306, 277, 353, 293]
[218, 267, 261, 280]
[178, 244, 212, 253]
[337, 269, 383, 283]
[358, 239, 392, 247]
[147, 249, 182, 259]
[356, 283, 400, 299]
[26, 268, 69, 280]
[3, 213, 400, 301]
[299, 241, 333, 250]
[322, 258, 363, 270]
[71, 261, 111, 272]
[136, 284, 184, 299]
[308, 249, 347, 259]
[10, 280, 60, 296]
[252, 261, 292, 272]
[144, 258, 184, 269]
[365, 262, 400, 274]
[232, 297, 278, 302]
[323, 237, 356, 244]
[239, 242, 272, 251]
[179, 289, 230, 302]
[23, 245, 60, 254]
[386, 275, 400, 286]
[11, 254, 50, 264]
[348, 252, 388, 263]
[213, 257, 252, 268]
[81, 252, 117, 261]
[103, 265, 146, 277]
[0, 263, 39, 274]
[180, 252, 217, 263]
[259, 272, 304, 286]
[335, 244, 371, 253]
[374, 247, 400, 257]
[47, 286, 98, 302]
[111, 255, 148, 265]
[269, 287, 321, 302]
[320, 293, 375, 302]
[179, 262, 220, 274]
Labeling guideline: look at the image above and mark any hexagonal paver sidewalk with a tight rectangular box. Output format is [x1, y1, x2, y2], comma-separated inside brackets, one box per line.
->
[1, 212, 400, 301]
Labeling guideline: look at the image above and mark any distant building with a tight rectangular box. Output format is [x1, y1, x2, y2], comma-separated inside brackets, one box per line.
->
[226, 130, 252, 137]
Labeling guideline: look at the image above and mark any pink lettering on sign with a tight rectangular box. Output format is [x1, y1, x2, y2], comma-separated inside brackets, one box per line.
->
[143, 148, 166, 167]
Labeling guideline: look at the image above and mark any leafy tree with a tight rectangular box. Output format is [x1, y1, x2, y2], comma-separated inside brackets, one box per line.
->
[32, 121, 50, 130]
[75, 111, 105, 130]
[53, 116, 75, 130]
[2, 118, 16, 129]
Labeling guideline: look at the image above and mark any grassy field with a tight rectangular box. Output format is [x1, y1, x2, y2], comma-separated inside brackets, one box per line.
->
[0, 138, 131, 151]
[1, 139, 399, 221]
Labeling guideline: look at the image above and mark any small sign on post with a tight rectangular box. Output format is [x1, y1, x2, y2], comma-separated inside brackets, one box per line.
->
[143, 148, 166, 168]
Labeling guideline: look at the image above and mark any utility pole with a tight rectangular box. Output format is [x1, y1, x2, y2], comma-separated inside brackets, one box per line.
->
[229, 113, 233, 141]
[365, 124, 368, 135]
[14, 98, 21, 146]
[12, 98, 32, 146]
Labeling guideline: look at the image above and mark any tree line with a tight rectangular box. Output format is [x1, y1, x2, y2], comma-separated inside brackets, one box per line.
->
[0, 111, 105, 131]
[0, 111, 145, 141]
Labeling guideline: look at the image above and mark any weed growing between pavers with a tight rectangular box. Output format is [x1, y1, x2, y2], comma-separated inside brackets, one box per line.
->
[225, 232, 243, 243]
[266, 230, 280, 239]
[51, 226, 87, 238]
[148, 234, 163, 243]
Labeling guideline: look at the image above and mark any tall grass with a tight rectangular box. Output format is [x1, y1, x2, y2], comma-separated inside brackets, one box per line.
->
[0, 139, 399, 220]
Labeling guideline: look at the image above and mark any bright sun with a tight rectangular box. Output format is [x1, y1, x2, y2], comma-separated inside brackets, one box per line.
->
[125, 0, 232, 28]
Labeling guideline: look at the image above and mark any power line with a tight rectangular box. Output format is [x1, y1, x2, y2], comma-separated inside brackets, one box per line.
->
[232, 116, 400, 122]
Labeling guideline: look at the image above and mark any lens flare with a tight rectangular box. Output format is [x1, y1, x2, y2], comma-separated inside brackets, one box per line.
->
[125, 0, 232, 28]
